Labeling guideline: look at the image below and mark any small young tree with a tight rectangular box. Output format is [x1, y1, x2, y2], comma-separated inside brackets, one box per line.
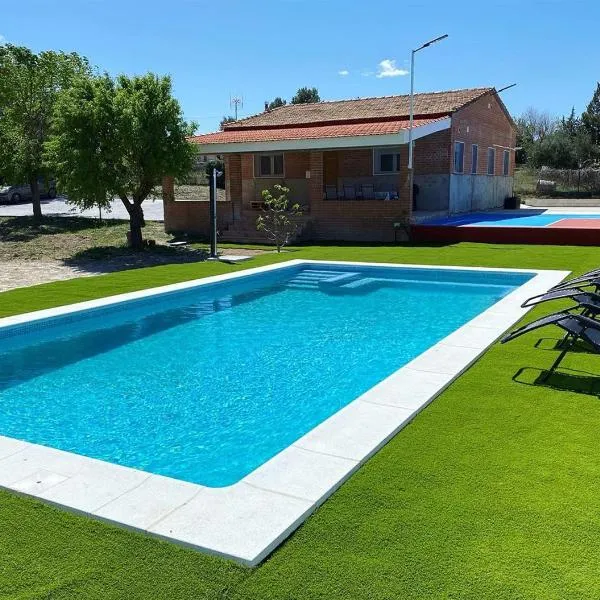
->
[291, 87, 320, 104]
[46, 73, 196, 249]
[256, 185, 301, 252]
[0, 44, 90, 221]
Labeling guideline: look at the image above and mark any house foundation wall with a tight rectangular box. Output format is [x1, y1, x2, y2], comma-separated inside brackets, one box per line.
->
[449, 174, 513, 213]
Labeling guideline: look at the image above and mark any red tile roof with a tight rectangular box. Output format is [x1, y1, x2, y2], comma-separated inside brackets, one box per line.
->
[190, 88, 494, 146]
[189, 117, 444, 145]
[225, 88, 492, 129]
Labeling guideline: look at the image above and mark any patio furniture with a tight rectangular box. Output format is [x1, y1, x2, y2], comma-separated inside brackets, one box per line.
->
[501, 311, 600, 380]
[343, 185, 356, 200]
[522, 287, 600, 313]
[325, 185, 338, 200]
[361, 184, 375, 199]
[551, 269, 600, 291]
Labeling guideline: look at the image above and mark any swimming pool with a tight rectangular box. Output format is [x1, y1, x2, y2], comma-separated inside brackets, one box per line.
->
[425, 210, 600, 228]
[0, 262, 531, 486]
[0, 260, 568, 564]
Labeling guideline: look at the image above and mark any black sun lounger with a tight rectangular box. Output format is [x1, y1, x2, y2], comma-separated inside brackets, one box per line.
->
[501, 312, 600, 380]
[551, 271, 600, 291]
[521, 288, 600, 315]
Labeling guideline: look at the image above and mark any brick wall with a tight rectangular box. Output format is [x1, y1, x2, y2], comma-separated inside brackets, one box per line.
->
[310, 147, 411, 242]
[240, 151, 310, 206]
[450, 92, 516, 176]
[162, 176, 234, 235]
[308, 150, 323, 204]
[414, 129, 451, 174]
[338, 149, 372, 177]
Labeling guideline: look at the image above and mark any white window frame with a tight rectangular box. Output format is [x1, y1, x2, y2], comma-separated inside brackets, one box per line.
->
[254, 153, 285, 178]
[502, 149, 510, 176]
[471, 144, 478, 175]
[373, 147, 402, 175]
[453, 141, 465, 174]
[487, 147, 495, 176]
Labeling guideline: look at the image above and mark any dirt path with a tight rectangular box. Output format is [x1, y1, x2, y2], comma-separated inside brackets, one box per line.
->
[0, 247, 268, 293]
[1, 260, 95, 292]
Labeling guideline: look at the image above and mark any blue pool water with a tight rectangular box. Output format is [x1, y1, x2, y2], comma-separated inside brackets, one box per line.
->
[425, 211, 600, 227]
[0, 264, 532, 486]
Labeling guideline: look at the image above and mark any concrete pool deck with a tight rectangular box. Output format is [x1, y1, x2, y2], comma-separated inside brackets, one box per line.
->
[0, 260, 569, 565]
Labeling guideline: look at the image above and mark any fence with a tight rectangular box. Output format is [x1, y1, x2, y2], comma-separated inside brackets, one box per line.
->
[515, 167, 600, 197]
[537, 167, 600, 195]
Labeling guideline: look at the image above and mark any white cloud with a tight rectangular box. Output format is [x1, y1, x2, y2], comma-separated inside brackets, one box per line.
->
[0, 34, 5, 44]
[376, 59, 409, 78]
[338, 69, 349, 76]
[361, 70, 374, 78]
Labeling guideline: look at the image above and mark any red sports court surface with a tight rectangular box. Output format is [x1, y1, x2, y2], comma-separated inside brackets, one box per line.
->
[548, 218, 600, 229]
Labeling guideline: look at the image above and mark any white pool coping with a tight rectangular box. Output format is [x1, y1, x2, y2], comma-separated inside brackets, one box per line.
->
[0, 260, 569, 566]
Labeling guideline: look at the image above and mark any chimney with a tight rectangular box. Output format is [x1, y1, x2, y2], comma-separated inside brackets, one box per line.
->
[264, 101, 270, 112]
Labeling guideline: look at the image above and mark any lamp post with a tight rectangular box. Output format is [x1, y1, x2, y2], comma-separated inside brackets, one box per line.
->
[408, 34, 448, 211]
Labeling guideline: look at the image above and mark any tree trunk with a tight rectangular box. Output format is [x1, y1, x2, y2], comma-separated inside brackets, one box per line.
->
[30, 176, 42, 222]
[128, 203, 145, 249]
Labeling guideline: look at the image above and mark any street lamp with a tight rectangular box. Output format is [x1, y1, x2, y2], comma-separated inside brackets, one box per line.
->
[408, 34, 448, 210]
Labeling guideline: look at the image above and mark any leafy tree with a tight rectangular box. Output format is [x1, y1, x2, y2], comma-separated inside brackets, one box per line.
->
[529, 130, 578, 169]
[46, 73, 196, 249]
[267, 97, 286, 110]
[291, 87, 320, 104]
[256, 184, 301, 252]
[0, 44, 90, 220]
[562, 107, 579, 137]
[220, 115, 236, 129]
[204, 158, 225, 189]
[515, 108, 556, 164]
[582, 83, 600, 146]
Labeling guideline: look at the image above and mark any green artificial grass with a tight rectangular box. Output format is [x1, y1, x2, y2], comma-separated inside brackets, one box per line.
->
[2, 241, 600, 599]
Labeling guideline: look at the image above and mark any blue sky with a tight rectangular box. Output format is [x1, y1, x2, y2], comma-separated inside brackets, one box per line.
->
[1, 0, 598, 132]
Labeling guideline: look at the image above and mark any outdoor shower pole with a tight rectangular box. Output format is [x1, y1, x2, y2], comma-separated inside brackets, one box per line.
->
[209, 167, 218, 259]
[407, 34, 448, 211]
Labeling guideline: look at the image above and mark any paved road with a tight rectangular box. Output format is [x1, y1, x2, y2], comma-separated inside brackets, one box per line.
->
[0, 197, 165, 221]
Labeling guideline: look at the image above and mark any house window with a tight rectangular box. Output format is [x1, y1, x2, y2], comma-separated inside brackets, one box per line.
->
[374, 147, 401, 174]
[487, 147, 495, 175]
[453, 141, 465, 174]
[255, 153, 284, 177]
[503, 150, 510, 176]
[471, 145, 478, 174]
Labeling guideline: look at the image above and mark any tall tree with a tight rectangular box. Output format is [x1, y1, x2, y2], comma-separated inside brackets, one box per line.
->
[515, 108, 557, 164]
[46, 73, 196, 249]
[0, 44, 90, 220]
[291, 87, 320, 104]
[220, 115, 236, 129]
[267, 97, 286, 110]
[582, 83, 600, 146]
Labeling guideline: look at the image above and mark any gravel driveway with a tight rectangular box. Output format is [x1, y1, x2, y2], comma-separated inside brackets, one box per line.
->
[0, 197, 165, 221]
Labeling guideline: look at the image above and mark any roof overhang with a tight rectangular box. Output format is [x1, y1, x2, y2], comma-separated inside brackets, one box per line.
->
[193, 117, 451, 154]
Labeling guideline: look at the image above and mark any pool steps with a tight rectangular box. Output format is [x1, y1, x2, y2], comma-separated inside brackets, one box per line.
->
[284, 269, 515, 296]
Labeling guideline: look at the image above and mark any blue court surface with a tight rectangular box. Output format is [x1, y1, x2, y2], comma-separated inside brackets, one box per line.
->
[424, 210, 600, 228]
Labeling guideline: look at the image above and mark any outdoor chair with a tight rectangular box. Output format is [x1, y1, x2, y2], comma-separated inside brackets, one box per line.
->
[361, 184, 375, 199]
[522, 287, 600, 315]
[325, 185, 338, 200]
[501, 311, 600, 380]
[550, 268, 600, 291]
[343, 185, 356, 200]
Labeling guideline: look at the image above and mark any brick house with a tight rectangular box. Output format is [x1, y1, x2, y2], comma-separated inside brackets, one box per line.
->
[163, 87, 516, 243]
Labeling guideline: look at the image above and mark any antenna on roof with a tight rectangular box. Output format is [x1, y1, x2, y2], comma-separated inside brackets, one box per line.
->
[496, 83, 517, 93]
[230, 94, 244, 120]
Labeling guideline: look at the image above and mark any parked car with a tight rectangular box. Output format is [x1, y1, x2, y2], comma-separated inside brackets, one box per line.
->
[0, 178, 57, 204]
